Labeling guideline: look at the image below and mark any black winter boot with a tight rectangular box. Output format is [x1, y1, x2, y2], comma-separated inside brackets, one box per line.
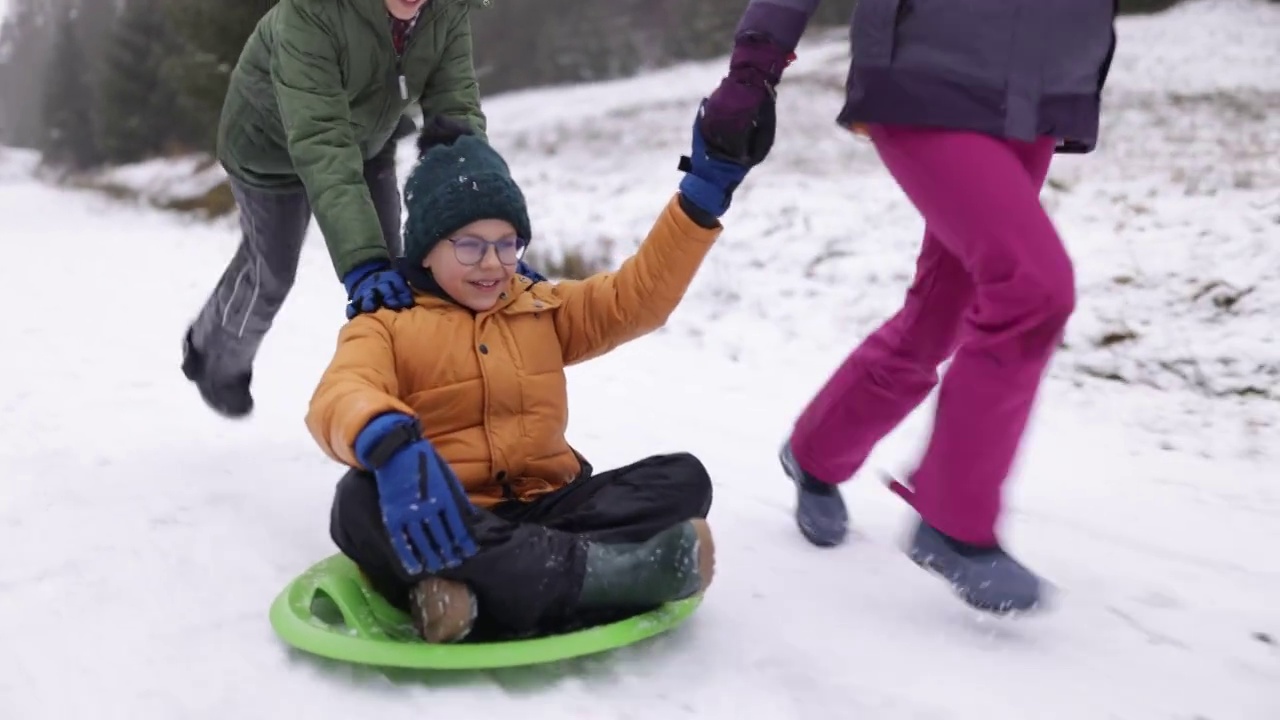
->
[181, 328, 254, 419]
[576, 519, 715, 611]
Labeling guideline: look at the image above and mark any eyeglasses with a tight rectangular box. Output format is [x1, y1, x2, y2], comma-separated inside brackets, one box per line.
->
[447, 235, 529, 266]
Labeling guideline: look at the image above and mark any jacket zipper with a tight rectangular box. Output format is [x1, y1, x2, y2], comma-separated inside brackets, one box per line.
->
[387, 0, 460, 100]
[393, 19, 415, 100]
[368, 0, 476, 154]
[368, 4, 440, 135]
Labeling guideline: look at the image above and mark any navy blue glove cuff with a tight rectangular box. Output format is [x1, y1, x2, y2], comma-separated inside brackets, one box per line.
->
[678, 172, 737, 218]
[677, 193, 720, 229]
[355, 412, 421, 469]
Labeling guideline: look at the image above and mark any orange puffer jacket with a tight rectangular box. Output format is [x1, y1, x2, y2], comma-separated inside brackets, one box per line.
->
[305, 194, 721, 508]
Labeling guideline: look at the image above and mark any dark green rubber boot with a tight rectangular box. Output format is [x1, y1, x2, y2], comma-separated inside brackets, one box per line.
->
[576, 519, 716, 610]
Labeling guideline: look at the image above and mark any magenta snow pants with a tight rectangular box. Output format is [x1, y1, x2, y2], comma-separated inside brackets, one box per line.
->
[789, 125, 1075, 546]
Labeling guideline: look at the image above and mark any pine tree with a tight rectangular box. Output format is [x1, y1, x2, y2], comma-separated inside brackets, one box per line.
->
[660, 0, 741, 69]
[39, 6, 101, 169]
[470, 0, 545, 94]
[93, 0, 185, 163]
[0, 0, 59, 148]
[162, 0, 277, 154]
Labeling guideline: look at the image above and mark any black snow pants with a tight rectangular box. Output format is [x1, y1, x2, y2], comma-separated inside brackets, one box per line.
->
[329, 452, 713, 640]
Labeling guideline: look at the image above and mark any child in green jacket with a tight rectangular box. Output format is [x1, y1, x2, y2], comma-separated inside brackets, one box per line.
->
[182, 0, 541, 419]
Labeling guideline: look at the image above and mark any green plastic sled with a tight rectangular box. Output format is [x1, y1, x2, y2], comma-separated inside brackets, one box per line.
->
[268, 554, 702, 670]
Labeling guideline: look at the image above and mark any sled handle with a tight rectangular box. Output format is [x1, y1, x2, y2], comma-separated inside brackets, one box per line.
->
[302, 565, 395, 641]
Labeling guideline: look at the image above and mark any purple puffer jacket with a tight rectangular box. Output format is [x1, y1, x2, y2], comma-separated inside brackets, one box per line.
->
[735, 0, 1119, 153]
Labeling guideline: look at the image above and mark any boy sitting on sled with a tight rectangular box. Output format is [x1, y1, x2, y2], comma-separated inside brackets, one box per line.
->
[305, 106, 756, 643]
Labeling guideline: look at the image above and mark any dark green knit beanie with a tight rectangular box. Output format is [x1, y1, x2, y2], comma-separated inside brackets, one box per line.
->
[403, 118, 532, 265]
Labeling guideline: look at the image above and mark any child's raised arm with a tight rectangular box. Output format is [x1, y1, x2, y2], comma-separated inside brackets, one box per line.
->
[305, 314, 417, 468]
[551, 196, 721, 365]
[550, 103, 757, 366]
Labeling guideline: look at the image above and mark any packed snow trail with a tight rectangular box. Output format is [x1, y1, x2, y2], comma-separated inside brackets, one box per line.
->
[1, 150, 1276, 720]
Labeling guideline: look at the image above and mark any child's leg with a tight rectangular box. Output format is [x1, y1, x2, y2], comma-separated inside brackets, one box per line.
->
[788, 228, 975, 484]
[328, 462, 712, 640]
[184, 178, 311, 417]
[868, 125, 1072, 546]
[514, 452, 713, 543]
[327, 470, 412, 608]
[510, 452, 714, 627]
[328, 469, 585, 637]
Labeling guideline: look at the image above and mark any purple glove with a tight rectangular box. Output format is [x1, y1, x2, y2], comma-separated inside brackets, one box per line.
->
[699, 32, 794, 166]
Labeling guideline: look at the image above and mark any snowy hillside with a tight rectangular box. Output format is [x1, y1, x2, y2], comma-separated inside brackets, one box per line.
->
[474, 0, 1280, 453]
[1, 1, 1278, 719]
[81, 0, 1280, 454]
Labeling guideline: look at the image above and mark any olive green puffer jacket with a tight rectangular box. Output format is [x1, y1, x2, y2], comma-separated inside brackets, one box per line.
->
[216, 0, 490, 279]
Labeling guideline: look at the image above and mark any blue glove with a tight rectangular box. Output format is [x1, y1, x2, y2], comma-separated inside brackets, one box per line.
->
[342, 260, 414, 320]
[678, 100, 753, 218]
[355, 413, 479, 575]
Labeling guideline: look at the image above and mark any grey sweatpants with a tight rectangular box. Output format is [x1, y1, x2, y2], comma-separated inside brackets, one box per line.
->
[189, 142, 404, 379]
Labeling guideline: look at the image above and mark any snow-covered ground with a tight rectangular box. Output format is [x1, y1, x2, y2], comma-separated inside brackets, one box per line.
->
[1, 1, 1277, 718]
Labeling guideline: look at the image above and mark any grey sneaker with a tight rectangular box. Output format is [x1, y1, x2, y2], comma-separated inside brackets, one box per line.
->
[908, 521, 1043, 614]
[780, 441, 849, 547]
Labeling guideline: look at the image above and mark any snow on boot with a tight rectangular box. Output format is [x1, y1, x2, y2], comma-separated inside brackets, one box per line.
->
[181, 329, 254, 419]
[779, 441, 848, 547]
[409, 576, 478, 643]
[907, 521, 1042, 615]
[576, 519, 715, 611]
